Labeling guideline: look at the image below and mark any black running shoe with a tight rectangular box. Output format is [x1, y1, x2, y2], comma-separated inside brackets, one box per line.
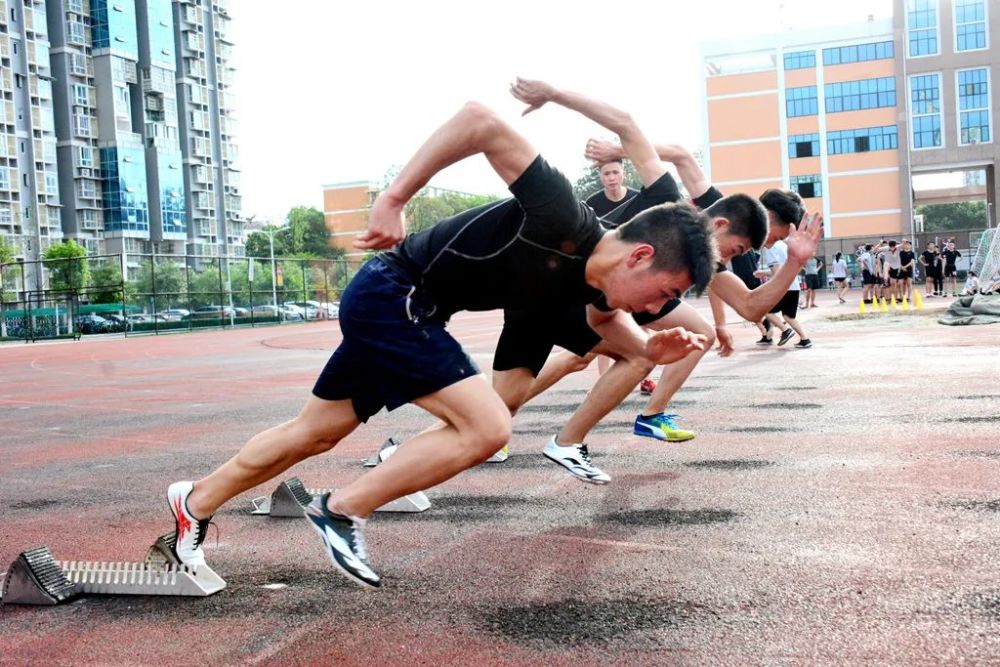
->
[755, 336, 773, 346]
[794, 339, 813, 349]
[777, 328, 795, 346]
[305, 493, 380, 589]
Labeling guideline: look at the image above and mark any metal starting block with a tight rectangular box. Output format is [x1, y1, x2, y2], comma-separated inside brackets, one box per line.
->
[1, 536, 226, 606]
[251, 476, 430, 517]
[362, 436, 402, 467]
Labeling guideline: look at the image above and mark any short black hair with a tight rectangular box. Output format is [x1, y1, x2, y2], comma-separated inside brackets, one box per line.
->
[704, 193, 767, 250]
[888, 240, 897, 248]
[759, 188, 805, 227]
[598, 159, 624, 168]
[616, 202, 718, 296]
[865, 244, 873, 251]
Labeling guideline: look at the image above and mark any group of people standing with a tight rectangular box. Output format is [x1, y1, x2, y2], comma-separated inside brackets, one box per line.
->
[859, 239, 919, 305]
[920, 240, 962, 298]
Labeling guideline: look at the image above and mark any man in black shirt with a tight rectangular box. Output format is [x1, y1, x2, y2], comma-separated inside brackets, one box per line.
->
[585, 159, 639, 217]
[921, 241, 942, 297]
[941, 241, 962, 297]
[163, 81, 717, 588]
[899, 239, 916, 301]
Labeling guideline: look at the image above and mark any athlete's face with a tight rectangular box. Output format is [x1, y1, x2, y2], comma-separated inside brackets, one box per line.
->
[603, 248, 692, 314]
[600, 163, 625, 192]
[763, 211, 793, 246]
[713, 221, 752, 261]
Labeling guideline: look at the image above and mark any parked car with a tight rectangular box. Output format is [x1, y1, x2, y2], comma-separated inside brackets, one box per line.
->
[284, 302, 319, 320]
[158, 308, 190, 321]
[251, 304, 303, 321]
[74, 313, 112, 334]
[188, 305, 234, 320]
[233, 307, 250, 317]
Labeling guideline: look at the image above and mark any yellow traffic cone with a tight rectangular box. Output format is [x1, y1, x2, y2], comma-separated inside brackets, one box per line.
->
[913, 290, 924, 310]
[858, 299, 868, 314]
[891, 295, 898, 309]
[902, 295, 910, 310]
[880, 297, 888, 313]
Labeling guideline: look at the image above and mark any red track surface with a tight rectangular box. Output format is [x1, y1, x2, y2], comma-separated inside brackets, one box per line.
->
[1, 294, 999, 665]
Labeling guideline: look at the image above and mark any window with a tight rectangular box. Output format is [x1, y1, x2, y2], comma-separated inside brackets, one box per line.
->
[78, 146, 94, 168]
[0, 209, 12, 226]
[79, 180, 96, 198]
[68, 19, 86, 45]
[70, 53, 88, 77]
[74, 113, 92, 137]
[822, 41, 894, 66]
[910, 73, 942, 148]
[786, 86, 818, 117]
[907, 0, 939, 57]
[955, 0, 988, 51]
[824, 77, 896, 113]
[0, 168, 9, 191]
[67, 0, 83, 14]
[783, 50, 815, 70]
[73, 84, 89, 107]
[788, 133, 820, 158]
[82, 210, 98, 229]
[45, 173, 58, 194]
[957, 69, 991, 144]
[790, 175, 822, 199]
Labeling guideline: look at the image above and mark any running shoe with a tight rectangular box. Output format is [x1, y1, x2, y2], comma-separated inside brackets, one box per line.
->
[633, 413, 696, 442]
[755, 336, 773, 346]
[777, 328, 795, 346]
[486, 444, 509, 462]
[304, 493, 380, 589]
[167, 481, 211, 568]
[794, 339, 813, 349]
[542, 436, 610, 484]
[639, 378, 657, 395]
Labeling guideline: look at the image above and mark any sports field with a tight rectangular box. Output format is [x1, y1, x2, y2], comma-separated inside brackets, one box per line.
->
[1, 292, 998, 665]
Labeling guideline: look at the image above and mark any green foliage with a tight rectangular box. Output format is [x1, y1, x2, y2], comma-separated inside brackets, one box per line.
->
[43, 240, 90, 292]
[0, 236, 16, 302]
[0, 236, 15, 266]
[405, 192, 500, 235]
[572, 162, 643, 201]
[88, 261, 131, 304]
[134, 259, 187, 301]
[245, 207, 347, 260]
[916, 201, 989, 232]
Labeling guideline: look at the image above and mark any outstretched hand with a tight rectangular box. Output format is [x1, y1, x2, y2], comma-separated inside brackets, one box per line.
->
[715, 326, 735, 357]
[645, 327, 708, 365]
[355, 194, 405, 250]
[585, 138, 622, 167]
[509, 77, 557, 116]
[786, 212, 824, 266]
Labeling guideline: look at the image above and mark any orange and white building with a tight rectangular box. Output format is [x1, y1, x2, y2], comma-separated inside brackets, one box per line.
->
[702, 1, 998, 240]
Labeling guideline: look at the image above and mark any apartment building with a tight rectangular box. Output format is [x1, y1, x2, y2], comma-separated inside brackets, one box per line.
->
[702, 0, 997, 239]
[0, 0, 241, 280]
[1, 0, 63, 291]
[322, 180, 378, 257]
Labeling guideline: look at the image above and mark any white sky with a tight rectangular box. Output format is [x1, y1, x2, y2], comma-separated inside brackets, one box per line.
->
[229, 0, 893, 222]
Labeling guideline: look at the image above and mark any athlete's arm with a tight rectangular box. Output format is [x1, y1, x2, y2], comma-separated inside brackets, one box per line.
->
[359, 102, 536, 250]
[587, 306, 707, 365]
[509, 77, 664, 188]
[585, 139, 711, 199]
[708, 290, 734, 357]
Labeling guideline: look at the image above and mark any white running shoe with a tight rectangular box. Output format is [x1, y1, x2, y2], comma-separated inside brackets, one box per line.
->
[167, 481, 211, 568]
[542, 436, 610, 485]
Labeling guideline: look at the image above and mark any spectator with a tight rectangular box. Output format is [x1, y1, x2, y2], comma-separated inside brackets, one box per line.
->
[962, 271, 980, 296]
[898, 240, 916, 301]
[941, 241, 962, 297]
[920, 241, 942, 297]
[860, 243, 877, 304]
[831, 251, 849, 303]
[802, 254, 823, 308]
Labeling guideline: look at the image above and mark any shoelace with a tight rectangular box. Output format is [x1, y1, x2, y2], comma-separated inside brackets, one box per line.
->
[575, 444, 593, 465]
[351, 520, 369, 561]
[656, 414, 680, 428]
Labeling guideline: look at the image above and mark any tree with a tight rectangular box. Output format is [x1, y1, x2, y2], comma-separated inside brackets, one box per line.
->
[88, 261, 127, 304]
[286, 206, 332, 257]
[0, 236, 16, 302]
[572, 161, 642, 201]
[43, 240, 89, 292]
[244, 226, 292, 259]
[405, 192, 500, 235]
[916, 201, 989, 232]
[0, 235, 15, 266]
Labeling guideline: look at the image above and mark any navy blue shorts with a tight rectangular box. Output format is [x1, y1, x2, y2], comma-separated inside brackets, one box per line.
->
[312, 257, 479, 422]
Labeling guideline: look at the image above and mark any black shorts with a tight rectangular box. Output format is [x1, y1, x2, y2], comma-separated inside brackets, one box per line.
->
[862, 270, 878, 286]
[494, 298, 683, 376]
[900, 268, 913, 279]
[312, 257, 479, 422]
[768, 290, 799, 319]
[834, 277, 846, 283]
[804, 274, 821, 290]
[889, 268, 901, 280]
[944, 266, 957, 278]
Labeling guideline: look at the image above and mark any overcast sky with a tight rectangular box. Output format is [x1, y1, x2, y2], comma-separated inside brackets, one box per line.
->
[229, 0, 893, 222]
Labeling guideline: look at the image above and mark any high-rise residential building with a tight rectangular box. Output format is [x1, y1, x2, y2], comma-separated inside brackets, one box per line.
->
[1, 0, 63, 290]
[702, 2, 998, 240]
[173, 0, 242, 259]
[2, 0, 241, 277]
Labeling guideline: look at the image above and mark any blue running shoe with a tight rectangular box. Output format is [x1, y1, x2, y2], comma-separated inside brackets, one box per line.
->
[633, 413, 696, 442]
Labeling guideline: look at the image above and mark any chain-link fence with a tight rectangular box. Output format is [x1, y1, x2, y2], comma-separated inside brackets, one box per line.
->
[1, 253, 365, 342]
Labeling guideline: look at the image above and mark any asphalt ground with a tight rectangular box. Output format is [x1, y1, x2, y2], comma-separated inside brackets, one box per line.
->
[1, 291, 998, 666]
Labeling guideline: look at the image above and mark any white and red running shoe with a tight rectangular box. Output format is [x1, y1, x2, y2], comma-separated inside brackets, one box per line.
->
[639, 378, 657, 395]
[167, 481, 211, 568]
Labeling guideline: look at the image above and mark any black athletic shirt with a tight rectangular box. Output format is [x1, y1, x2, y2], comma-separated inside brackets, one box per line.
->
[380, 155, 604, 317]
[922, 250, 939, 267]
[899, 250, 915, 270]
[942, 249, 961, 268]
[585, 187, 639, 217]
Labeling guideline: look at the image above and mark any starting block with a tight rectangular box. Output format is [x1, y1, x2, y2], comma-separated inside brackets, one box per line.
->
[1, 534, 225, 606]
[250, 476, 430, 517]
[362, 436, 401, 467]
